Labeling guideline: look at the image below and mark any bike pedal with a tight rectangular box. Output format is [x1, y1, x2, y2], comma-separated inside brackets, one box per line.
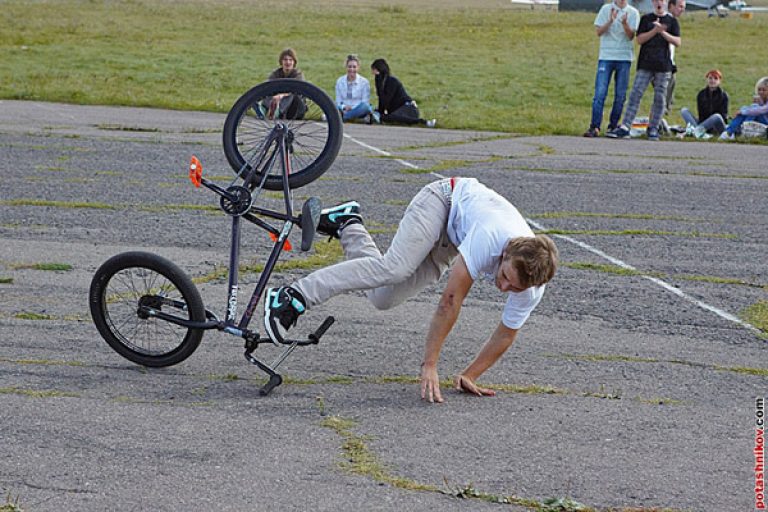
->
[300, 197, 322, 252]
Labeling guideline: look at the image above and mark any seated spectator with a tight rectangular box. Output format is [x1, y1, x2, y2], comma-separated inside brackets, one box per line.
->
[335, 54, 375, 123]
[680, 69, 728, 138]
[720, 76, 768, 140]
[370, 58, 436, 127]
[268, 48, 304, 81]
[264, 48, 306, 119]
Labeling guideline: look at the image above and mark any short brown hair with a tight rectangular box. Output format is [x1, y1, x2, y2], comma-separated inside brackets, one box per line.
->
[502, 235, 558, 288]
[278, 48, 298, 66]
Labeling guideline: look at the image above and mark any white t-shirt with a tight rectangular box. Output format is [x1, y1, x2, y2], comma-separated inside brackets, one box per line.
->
[446, 178, 545, 329]
[594, 2, 640, 62]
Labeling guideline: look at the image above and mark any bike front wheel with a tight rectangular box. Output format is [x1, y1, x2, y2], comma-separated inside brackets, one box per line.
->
[89, 252, 206, 367]
[223, 79, 343, 190]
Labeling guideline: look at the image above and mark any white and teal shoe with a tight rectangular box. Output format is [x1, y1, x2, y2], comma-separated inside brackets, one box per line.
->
[316, 201, 362, 239]
[264, 286, 307, 345]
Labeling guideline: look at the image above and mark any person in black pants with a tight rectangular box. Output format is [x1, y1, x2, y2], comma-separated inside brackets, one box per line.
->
[370, 58, 436, 127]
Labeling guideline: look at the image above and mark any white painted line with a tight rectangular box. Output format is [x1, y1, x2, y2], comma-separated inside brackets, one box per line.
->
[343, 133, 420, 169]
[526, 222, 760, 333]
[342, 133, 761, 334]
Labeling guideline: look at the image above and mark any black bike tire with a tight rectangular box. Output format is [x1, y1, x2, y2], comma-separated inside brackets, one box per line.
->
[89, 251, 205, 367]
[222, 79, 342, 190]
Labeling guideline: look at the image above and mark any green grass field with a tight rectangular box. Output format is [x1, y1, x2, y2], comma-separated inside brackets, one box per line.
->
[1, 0, 766, 134]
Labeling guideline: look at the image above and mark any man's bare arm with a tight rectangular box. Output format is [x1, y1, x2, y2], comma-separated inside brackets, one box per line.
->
[455, 322, 519, 396]
[420, 255, 473, 403]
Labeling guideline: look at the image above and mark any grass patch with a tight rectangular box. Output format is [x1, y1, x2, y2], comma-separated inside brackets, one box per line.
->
[721, 365, 768, 377]
[0, 277, 12, 284]
[195, 237, 344, 283]
[539, 229, 736, 239]
[530, 211, 702, 222]
[0, 199, 115, 209]
[13, 312, 55, 320]
[321, 414, 679, 511]
[0, 386, 78, 398]
[741, 300, 768, 336]
[564, 262, 645, 277]
[12, 262, 72, 271]
[393, 134, 512, 151]
[96, 124, 161, 132]
[0, 357, 86, 367]
[4, 0, 766, 136]
[550, 352, 768, 378]
[565, 261, 766, 289]
[1, 493, 24, 512]
[324, 375, 354, 384]
[321, 414, 444, 492]
[510, 166, 768, 180]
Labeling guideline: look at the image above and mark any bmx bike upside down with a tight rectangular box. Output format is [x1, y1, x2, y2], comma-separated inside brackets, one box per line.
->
[89, 80, 343, 395]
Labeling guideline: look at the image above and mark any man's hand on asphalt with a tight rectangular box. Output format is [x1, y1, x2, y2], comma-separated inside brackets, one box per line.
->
[420, 363, 444, 403]
[454, 374, 496, 397]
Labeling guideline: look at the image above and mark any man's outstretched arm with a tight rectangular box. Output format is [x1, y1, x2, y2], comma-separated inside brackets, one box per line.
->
[420, 255, 473, 403]
[455, 322, 519, 396]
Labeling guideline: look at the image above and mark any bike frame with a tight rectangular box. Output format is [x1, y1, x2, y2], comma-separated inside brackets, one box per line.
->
[154, 122, 333, 394]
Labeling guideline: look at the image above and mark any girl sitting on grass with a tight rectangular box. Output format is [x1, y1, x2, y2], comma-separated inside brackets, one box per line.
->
[370, 58, 436, 127]
[720, 76, 768, 140]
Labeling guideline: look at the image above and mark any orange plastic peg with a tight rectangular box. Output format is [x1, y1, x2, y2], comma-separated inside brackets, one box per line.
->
[268, 232, 293, 251]
[189, 156, 202, 187]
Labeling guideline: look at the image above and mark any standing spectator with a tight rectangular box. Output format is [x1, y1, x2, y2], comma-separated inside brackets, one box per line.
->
[370, 58, 436, 127]
[720, 76, 768, 140]
[335, 54, 375, 123]
[609, 0, 681, 141]
[656, 0, 686, 132]
[584, 0, 640, 138]
[680, 69, 728, 138]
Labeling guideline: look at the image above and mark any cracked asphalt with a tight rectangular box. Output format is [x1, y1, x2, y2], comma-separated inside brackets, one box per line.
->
[0, 100, 766, 511]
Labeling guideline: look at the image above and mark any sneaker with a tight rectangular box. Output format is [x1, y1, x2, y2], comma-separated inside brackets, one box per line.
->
[316, 201, 362, 239]
[363, 114, 372, 125]
[426, 118, 437, 128]
[583, 127, 599, 138]
[693, 125, 710, 139]
[660, 119, 671, 135]
[254, 103, 267, 120]
[719, 131, 735, 141]
[264, 286, 307, 345]
[647, 128, 660, 141]
[684, 123, 696, 136]
[372, 111, 381, 124]
[608, 125, 630, 139]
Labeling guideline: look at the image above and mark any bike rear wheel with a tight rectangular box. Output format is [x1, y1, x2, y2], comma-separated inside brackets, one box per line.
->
[89, 252, 205, 367]
[222, 79, 342, 190]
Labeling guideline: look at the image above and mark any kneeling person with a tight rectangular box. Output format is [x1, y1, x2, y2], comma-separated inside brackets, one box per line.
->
[264, 178, 558, 403]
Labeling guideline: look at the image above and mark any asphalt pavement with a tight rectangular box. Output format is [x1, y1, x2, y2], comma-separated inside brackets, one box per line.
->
[0, 100, 766, 511]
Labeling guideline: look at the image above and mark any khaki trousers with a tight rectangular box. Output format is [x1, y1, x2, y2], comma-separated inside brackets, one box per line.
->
[294, 180, 458, 310]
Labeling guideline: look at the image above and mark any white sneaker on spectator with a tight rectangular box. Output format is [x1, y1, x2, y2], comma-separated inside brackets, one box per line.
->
[426, 119, 437, 128]
[719, 131, 735, 140]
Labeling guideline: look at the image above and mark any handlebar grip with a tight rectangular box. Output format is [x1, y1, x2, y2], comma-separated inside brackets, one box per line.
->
[309, 316, 335, 343]
[259, 374, 283, 396]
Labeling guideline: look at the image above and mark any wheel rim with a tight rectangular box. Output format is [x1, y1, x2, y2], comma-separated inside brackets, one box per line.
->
[103, 267, 193, 357]
[232, 90, 333, 179]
